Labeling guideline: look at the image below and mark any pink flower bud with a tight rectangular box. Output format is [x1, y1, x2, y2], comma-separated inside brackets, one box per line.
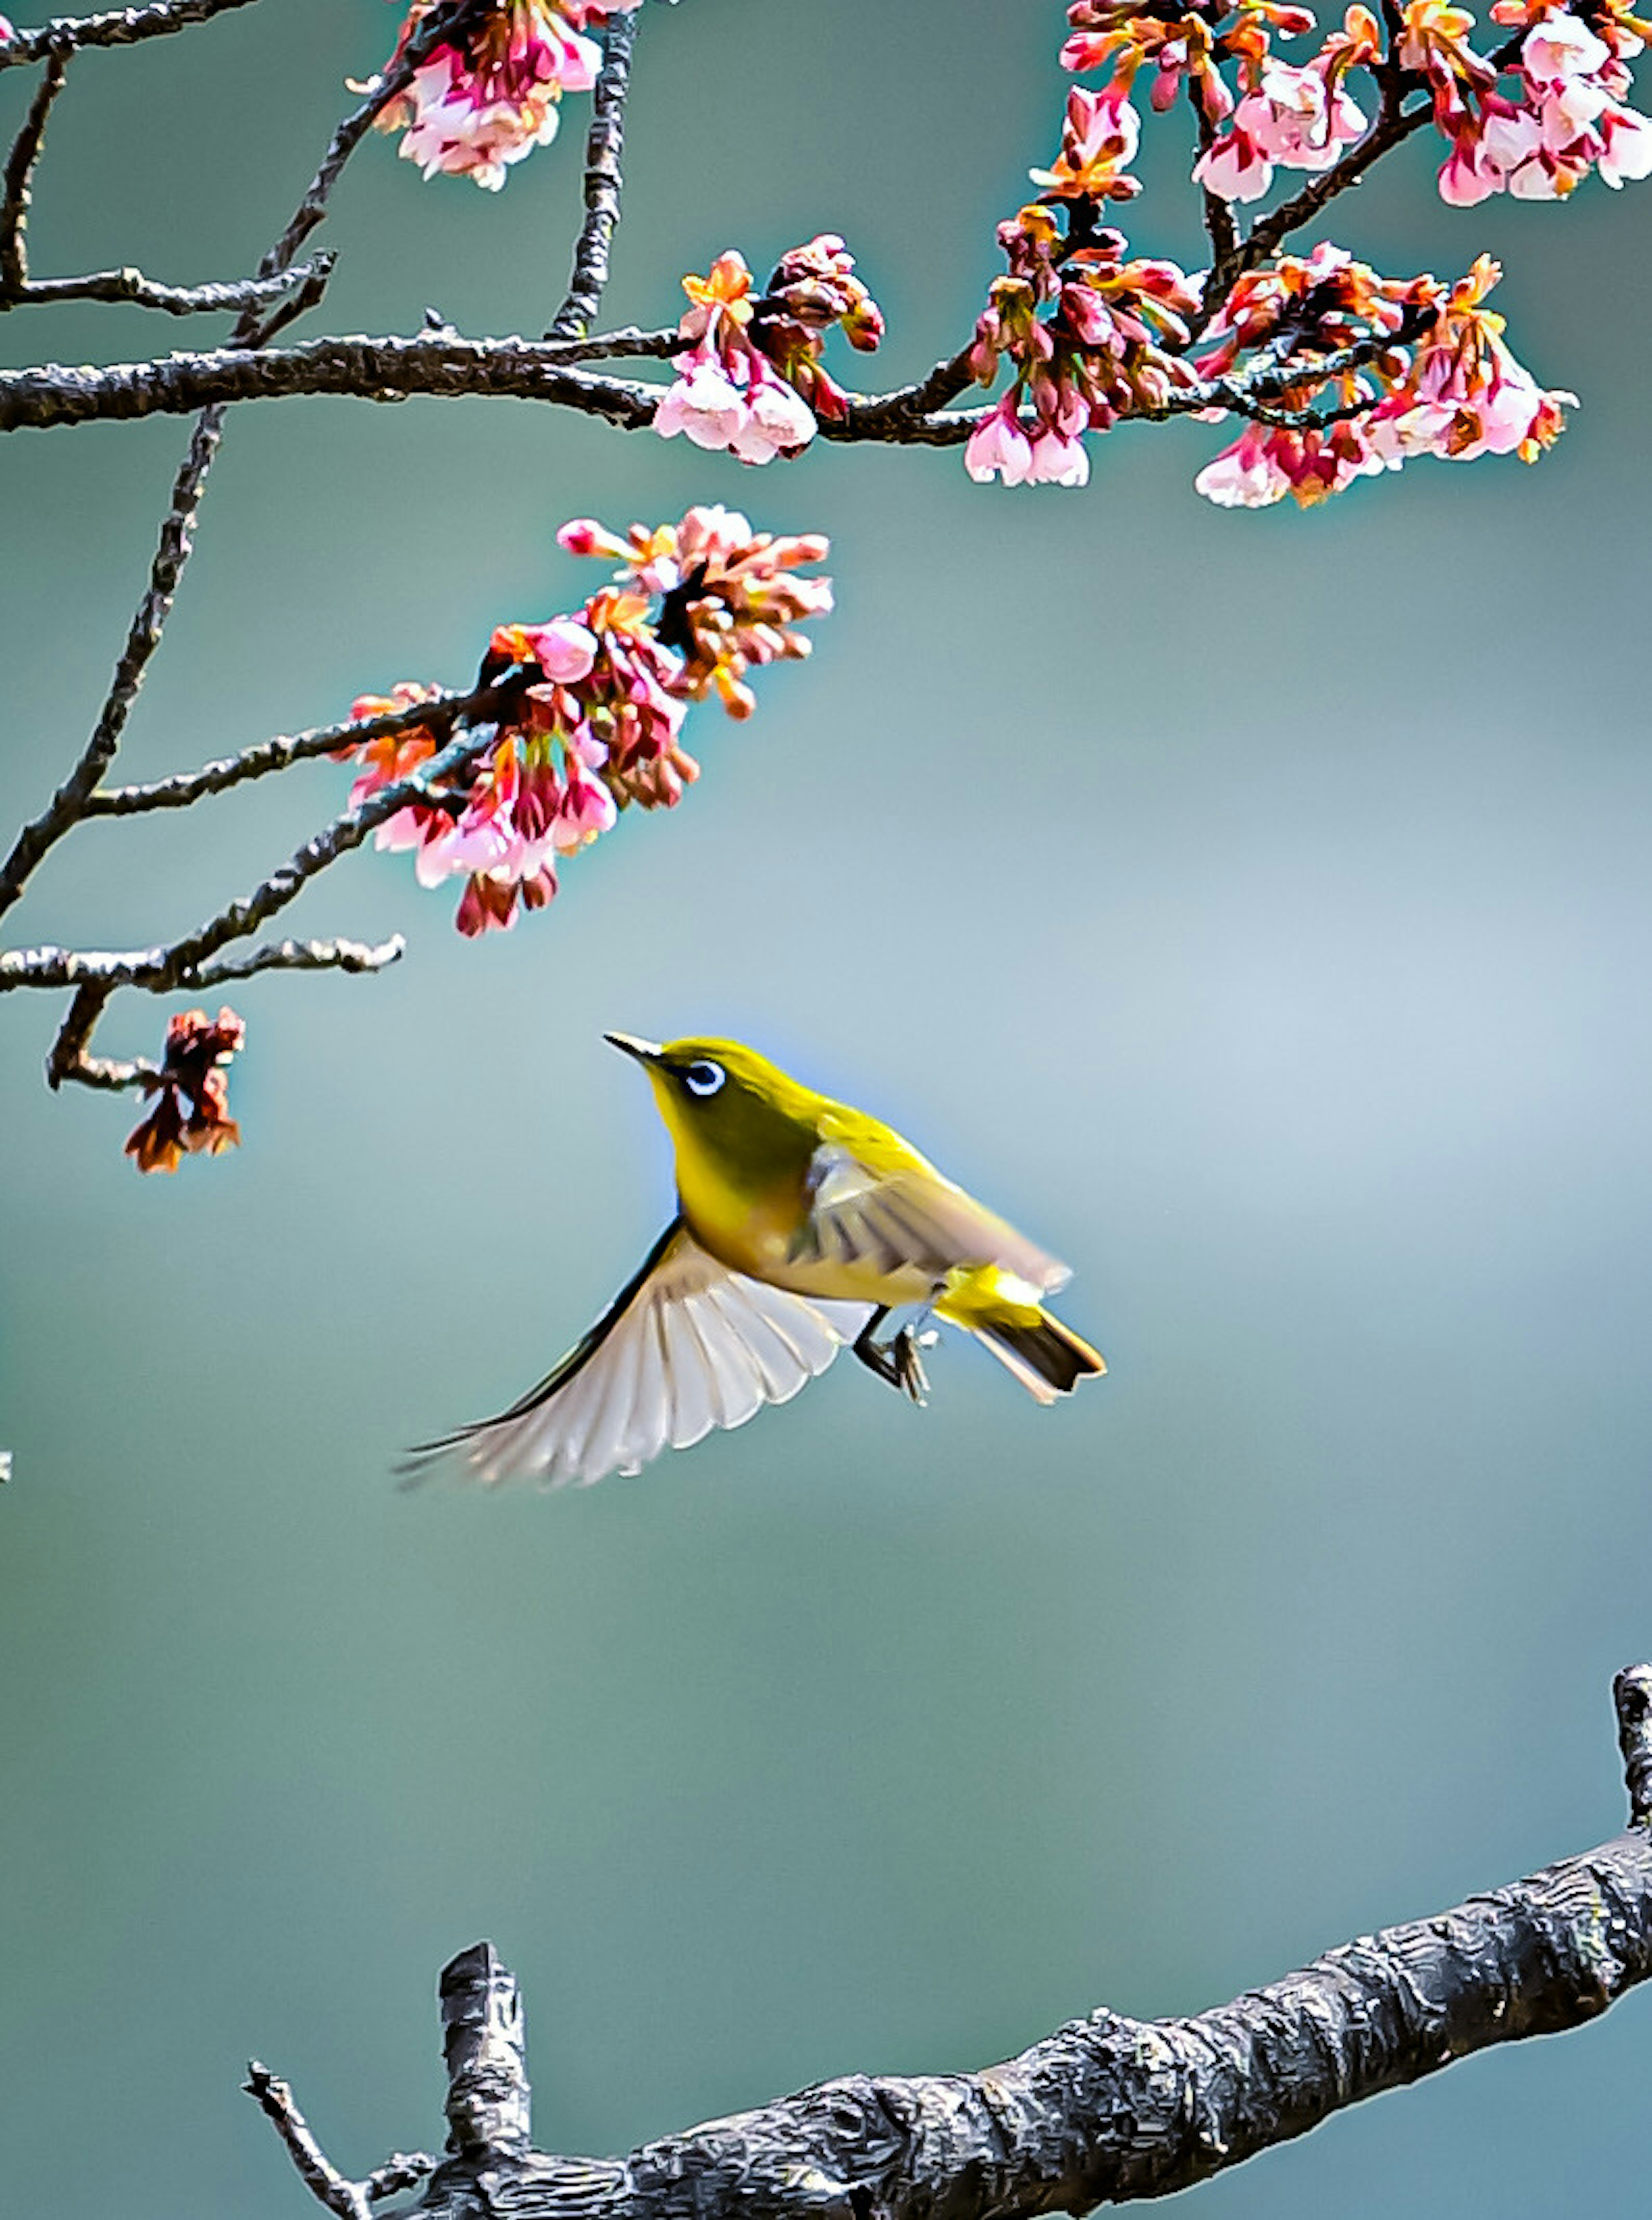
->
[521, 616, 599, 682]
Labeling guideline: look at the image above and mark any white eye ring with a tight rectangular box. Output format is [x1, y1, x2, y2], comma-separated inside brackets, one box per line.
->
[683, 1059, 726, 1098]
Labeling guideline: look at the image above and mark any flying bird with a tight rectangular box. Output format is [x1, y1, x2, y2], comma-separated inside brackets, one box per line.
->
[408, 1034, 1105, 1489]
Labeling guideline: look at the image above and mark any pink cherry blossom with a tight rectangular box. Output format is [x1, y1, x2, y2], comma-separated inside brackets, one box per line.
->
[1196, 61, 1367, 200]
[1026, 428, 1092, 485]
[653, 352, 751, 450]
[519, 616, 599, 681]
[965, 398, 1036, 485]
[375, 0, 629, 188]
[1193, 125, 1274, 200]
[340, 509, 831, 934]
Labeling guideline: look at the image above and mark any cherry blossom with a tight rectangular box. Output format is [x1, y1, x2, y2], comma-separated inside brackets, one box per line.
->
[338, 511, 832, 933]
[373, 0, 640, 189]
[653, 240, 884, 464]
[1193, 250, 1572, 505]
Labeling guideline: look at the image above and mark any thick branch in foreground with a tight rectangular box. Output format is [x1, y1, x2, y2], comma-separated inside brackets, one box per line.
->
[255, 1665, 1652, 2217]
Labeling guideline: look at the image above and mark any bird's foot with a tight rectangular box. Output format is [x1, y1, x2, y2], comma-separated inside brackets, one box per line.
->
[852, 1312, 935, 1407]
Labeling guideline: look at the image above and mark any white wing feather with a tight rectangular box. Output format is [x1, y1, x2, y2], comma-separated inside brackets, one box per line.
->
[405, 1221, 870, 1491]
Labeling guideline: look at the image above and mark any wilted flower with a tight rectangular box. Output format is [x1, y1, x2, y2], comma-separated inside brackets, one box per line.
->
[125, 1008, 246, 1174]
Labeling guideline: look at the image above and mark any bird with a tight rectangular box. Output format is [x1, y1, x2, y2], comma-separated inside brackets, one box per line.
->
[406, 1034, 1106, 1489]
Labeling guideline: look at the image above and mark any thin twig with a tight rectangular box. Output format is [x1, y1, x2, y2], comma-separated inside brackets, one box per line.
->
[185, 932, 405, 987]
[156, 724, 504, 981]
[6, 931, 408, 994]
[5, 252, 328, 317]
[245, 2060, 439, 2216]
[83, 677, 522, 817]
[240, 0, 476, 328]
[245, 2063, 376, 2220]
[0, 42, 70, 290]
[546, 3, 640, 340]
[0, 0, 259, 71]
[0, 404, 224, 921]
[0, 723, 510, 997]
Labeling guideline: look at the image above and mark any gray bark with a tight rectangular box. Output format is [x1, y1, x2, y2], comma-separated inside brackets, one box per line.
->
[254, 1665, 1652, 2218]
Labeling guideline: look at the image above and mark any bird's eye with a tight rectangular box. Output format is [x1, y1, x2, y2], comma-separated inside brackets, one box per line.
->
[682, 1059, 726, 1098]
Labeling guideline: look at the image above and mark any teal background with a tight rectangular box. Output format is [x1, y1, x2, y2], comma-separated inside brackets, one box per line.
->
[4, 1, 1652, 2212]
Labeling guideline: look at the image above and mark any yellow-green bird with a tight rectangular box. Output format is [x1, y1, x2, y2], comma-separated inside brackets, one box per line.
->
[409, 1035, 1106, 1489]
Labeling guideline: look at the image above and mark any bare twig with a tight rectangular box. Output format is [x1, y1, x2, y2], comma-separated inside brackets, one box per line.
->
[6, 252, 329, 316]
[246, 2062, 434, 2220]
[0, 0, 259, 71]
[0, 403, 225, 921]
[255, 1666, 1652, 2220]
[547, 3, 640, 340]
[0, 720, 511, 1002]
[83, 676, 523, 817]
[240, 0, 476, 328]
[156, 724, 502, 981]
[0, 43, 70, 290]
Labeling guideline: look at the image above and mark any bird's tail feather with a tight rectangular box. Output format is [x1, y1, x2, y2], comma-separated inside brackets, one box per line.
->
[971, 1312, 1106, 1405]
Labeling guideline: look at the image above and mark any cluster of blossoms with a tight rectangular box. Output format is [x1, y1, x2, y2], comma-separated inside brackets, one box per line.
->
[1060, 0, 1652, 207]
[1193, 245, 1572, 505]
[371, 0, 639, 189]
[1407, 0, 1652, 202]
[964, 87, 1201, 486]
[653, 236, 885, 464]
[1063, 0, 1378, 204]
[339, 508, 832, 935]
[125, 1007, 246, 1175]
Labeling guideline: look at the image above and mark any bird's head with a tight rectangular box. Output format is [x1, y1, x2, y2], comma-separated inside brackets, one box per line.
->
[605, 1033, 819, 1189]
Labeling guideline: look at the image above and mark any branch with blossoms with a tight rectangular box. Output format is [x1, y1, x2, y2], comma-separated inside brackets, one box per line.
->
[2, 0, 1648, 1165]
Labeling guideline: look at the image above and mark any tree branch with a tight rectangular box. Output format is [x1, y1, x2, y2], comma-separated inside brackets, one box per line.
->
[0, 331, 665, 429]
[247, 2062, 437, 2220]
[0, 0, 259, 71]
[251, 1665, 1652, 2218]
[0, 401, 225, 920]
[82, 675, 524, 817]
[3, 251, 330, 316]
[546, 3, 639, 341]
[0, 41, 70, 289]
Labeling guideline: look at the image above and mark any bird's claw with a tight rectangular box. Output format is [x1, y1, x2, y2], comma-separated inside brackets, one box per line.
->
[865, 1325, 930, 1405]
[852, 1309, 938, 1406]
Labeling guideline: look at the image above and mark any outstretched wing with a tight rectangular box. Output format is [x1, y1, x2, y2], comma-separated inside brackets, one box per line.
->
[790, 1135, 1070, 1295]
[403, 1219, 871, 1491]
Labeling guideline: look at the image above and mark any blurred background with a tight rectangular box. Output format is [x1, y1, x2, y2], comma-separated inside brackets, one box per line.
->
[3, 1, 1651, 2213]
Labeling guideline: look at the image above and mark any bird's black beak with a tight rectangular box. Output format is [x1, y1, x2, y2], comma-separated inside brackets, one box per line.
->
[604, 1031, 663, 1066]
